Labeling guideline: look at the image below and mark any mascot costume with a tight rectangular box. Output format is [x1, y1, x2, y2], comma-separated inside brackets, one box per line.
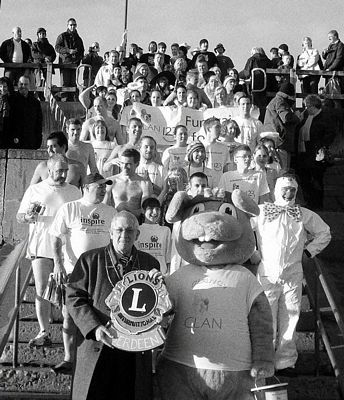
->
[157, 189, 274, 400]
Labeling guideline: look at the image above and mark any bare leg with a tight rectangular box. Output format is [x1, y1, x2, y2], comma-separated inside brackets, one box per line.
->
[31, 258, 54, 333]
[62, 305, 76, 362]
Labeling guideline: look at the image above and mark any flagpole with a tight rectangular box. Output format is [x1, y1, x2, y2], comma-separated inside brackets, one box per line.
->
[124, 0, 129, 30]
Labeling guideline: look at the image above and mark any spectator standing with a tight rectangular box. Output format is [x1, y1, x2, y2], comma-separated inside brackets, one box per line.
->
[8, 76, 42, 149]
[0, 26, 31, 85]
[233, 95, 263, 152]
[214, 43, 234, 81]
[55, 18, 84, 101]
[16, 154, 81, 347]
[190, 39, 217, 69]
[0, 77, 12, 149]
[296, 37, 322, 94]
[264, 83, 300, 168]
[82, 42, 103, 85]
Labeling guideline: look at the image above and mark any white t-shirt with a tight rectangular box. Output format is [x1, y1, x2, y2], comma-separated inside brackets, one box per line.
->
[162, 146, 188, 175]
[233, 116, 262, 152]
[136, 162, 163, 190]
[163, 264, 263, 370]
[49, 198, 115, 274]
[218, 170, 269, 203]
[18, 180, 81, 259]
[204, 141, 230, 187]
[135, 223, 172, 275]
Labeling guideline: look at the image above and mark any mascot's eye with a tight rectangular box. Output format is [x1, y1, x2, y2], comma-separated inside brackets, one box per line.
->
[219, 203, 237, 218]
[190, 203, 205, 214]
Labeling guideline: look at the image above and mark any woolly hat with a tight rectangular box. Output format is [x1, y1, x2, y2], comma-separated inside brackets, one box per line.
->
[278, 43, 289, 52]
[186, 141, 205, 162]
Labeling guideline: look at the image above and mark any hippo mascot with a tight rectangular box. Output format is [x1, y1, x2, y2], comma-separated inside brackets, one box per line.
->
[157, 189, 274, 400]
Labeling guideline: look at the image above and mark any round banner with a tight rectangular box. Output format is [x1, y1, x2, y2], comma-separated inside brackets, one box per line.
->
[105, 270, 172, 352]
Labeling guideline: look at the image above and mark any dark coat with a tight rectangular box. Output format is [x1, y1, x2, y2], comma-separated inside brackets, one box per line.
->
[55, 30, 84, 64]
[297, 109, 336, 158]
[31, 38, 56, 63]
[0, 38, 31, 63]
[264, 91, 300, 153]
[66, 243, 160, 400]
[239, 53, 272, 91]
[7, 92, 42, 149]
[323, 40, 344, 71]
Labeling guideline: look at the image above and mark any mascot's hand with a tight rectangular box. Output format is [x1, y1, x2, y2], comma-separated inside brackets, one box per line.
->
[251, 361, 274, 378]
[250, 250, 261, 265]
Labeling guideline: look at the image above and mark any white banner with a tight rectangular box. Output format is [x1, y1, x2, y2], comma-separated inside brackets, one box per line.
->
[120, 104, 241, 150]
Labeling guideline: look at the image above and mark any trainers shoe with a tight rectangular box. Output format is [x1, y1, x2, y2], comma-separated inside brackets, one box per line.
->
[28, 330, 52, 347]
[52, 360, 73, 375]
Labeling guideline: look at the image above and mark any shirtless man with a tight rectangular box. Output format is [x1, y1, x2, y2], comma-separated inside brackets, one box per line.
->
[104, 148, 152, 219]
[80, 96, 124, 144]
[65, 118, 98, 174]
[103, 117, 143, 173]
[30, 131, 86, 188]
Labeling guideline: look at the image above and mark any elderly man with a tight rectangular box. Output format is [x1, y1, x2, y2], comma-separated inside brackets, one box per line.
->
[30, 131, 86, 188]
[66, 211, 160, 400]
[17, 154, 81, 347]
[8, 75, 42, 149]
[50, 173, 115, 375]
[55, 18, 84, 101]
[0, 26, 31, 85]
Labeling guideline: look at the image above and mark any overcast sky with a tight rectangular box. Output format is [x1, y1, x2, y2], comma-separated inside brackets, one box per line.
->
[0, 0, 343, 69]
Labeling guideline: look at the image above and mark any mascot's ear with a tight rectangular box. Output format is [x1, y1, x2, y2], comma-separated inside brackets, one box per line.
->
[166, 191, 191, 223]
[231, 189, 260, 216]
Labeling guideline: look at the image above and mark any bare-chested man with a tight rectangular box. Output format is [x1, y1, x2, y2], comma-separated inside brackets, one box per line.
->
[103, 117, 143, 174]
[80, 96, 124, 144]
[104, 148, 153, 218]
[30, 131, 86, 188]
[65, 118, 98, 174]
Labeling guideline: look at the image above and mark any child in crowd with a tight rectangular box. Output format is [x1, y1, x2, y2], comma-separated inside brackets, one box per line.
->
[251, 175, 331, 374]
[150, 89, 163, 107]
[203, 117, 230, 186]
[88, 119, 117, 177]
[218, 144, 270, 204]
[251, 144, 278, 201]
[185, 89, 200, 110]
[184, 141, 215, 188]
[162, 125, 188, 177]
[136, 136, 163, 195]
[135, 197, 172, 276]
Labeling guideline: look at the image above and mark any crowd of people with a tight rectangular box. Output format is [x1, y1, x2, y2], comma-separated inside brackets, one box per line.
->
[6, 17, 340, 400]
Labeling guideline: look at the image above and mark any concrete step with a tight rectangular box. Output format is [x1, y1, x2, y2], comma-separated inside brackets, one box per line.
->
[12, 320, 63, 344]
[0, 343, 64, 366]
[0, 366, 71, 395]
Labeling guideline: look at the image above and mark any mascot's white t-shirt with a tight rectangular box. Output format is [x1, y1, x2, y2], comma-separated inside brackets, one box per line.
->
[163, 264, 263, 370]
[49, 199, 115, 274]
[135, 223, 171, 275]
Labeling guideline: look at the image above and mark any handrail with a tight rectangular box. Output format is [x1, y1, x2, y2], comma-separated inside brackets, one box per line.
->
[0, 236, 32, 366]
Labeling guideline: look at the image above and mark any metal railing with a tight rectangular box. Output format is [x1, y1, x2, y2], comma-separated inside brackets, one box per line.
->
[0, 236, 32, 367]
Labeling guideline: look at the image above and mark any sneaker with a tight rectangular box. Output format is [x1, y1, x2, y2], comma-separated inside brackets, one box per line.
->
[28, 330, 52, 347]
[52, 360, 73, 375]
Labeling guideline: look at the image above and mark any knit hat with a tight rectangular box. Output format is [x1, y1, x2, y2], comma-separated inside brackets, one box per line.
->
[186, 141, 205, 162]
[279, 82, 295, 98]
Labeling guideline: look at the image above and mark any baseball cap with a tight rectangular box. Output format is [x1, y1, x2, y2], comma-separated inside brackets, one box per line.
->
[37, 27, 46, 35]
[84, 173, 112, 185]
